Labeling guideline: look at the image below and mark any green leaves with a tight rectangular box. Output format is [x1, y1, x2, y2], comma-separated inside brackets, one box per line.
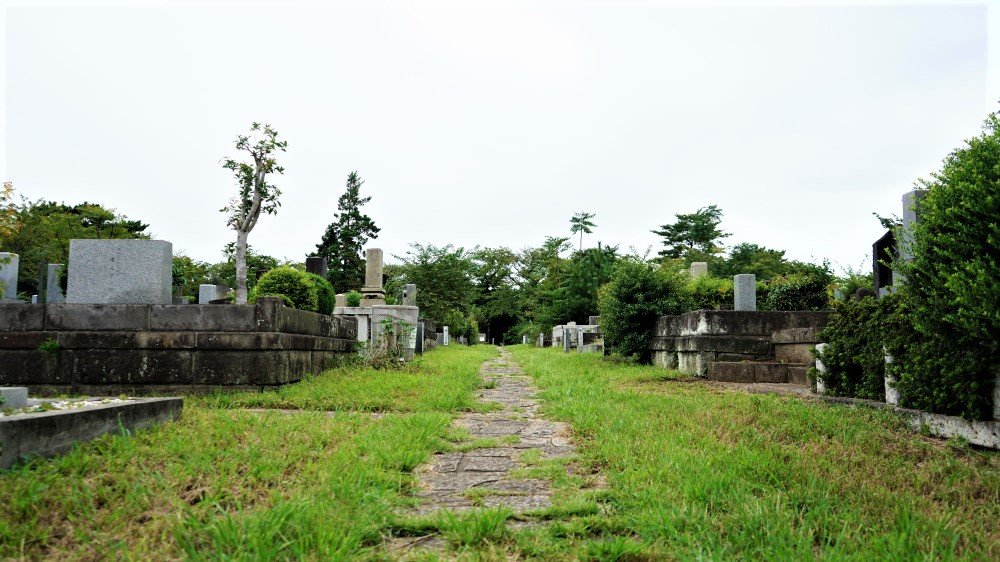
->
[651, 205, 730, 260]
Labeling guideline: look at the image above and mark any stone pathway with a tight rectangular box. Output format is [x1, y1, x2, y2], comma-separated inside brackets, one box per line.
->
[409, 346, 576, 514]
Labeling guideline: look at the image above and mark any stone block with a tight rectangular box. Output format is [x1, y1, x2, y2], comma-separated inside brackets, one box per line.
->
[402, 284, 417, 306]
[58, 331, 197, 349]
[754, 362, 789, 383]
[0, 253, 19, 299]
[707, 362, 755, 383]
[305, 256, 327, 277]
[733, 274, 756, 311]
[0, 305, 45, 331]
[149, 305, 255, 332]
[0, 387, 28, 409]
[0, 331, 58, 348]
[47, 304, 150, 331]
[192, 351, 290, 385]
[771, 327, 822, 344]
[774, 343, 815, 364]
[0, 350, 71, 384]
[66, 239, 173, 304]
[73, 349, 193, 384]
[198, 284, 231, 304]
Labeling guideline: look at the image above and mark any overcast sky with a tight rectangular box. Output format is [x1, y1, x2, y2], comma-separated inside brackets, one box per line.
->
[2, 0, 995, 273]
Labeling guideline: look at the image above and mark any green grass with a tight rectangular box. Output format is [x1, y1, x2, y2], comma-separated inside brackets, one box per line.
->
[504, 345, 1000, 560]
[0, 345, 496, 560]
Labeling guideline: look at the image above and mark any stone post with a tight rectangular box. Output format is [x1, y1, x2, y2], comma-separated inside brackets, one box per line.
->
[733, 274, 757, 311]
[893, 189, 927, 286]
[0, 252, 20, 300]
[884, 347, 899, 406]
[814, 343, 828, 394]
[443, 325, 450, 346]
[578, 328, 585, 353]
[415, 321, 425, 355]
[361, 248, 386, 306]
[563, 328, 570, 352]
[45, 264, 65, 303]
[402, 284, 417, 306]
[334, 293, 347, 308]
[689, 262, 708, 278]
[523, 334, 528, 344]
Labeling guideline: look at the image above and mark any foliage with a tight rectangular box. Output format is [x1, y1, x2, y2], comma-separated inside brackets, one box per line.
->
[0, 181, 17, 240]
[0, 199, 149, 295]
[172, 256, 212, 300]
[345, 290, 362, 307]
[314, 171, 380, 293]
[598, 259, 689, 361]
[569, 211, 596, 252]
[253, 267, 318, 312]
[813, 296, 896, 400]
[887, 111, 1000, 420]
[393, 244, 478, 336]
[652, 205, 730, 260]
[712, 243, 788, 280]
[206, 243, 279, 294]
[687, 275, 734, 310]
[471, 247, 520, 344]
[540, 245, 619, 327]
[761, 273, 831, 311]
[221, 122, 287, 304]
[305, 272, 335, 314]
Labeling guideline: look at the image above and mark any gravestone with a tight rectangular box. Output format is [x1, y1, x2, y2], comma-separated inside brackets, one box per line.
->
[0, 387, 28, 410]
[563, 328, 571, 352]
[360, 248, 386, 306]
[45, 264, 65, 303]
[401, 284, 417, 306]
[66, 240, 173, 304]
[733, 274, 756, 311]
[577, 328, 585, 353]
[334, 293, 347, 308]
[198, 284, 231, 304]
[894, 189, 927, 286]
[415, 321, 425, 355]
[689, 262, 708, 278]
[872, 230, 897, 298]
[813, 343, 828, 394]
[443, 325, 450, 346]
[305, 256, 328, 277]
[0, 252, 19, 300]
[523, 335, 528, 344]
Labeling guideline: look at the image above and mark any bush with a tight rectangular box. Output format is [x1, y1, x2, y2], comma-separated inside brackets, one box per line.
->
[253, 267, 318, 312]
[305, 273, 335, 314]
[762, 274, 830, 311]
[687, 276, 733, 310]
[346, 290, 362, 307]
[598, 259, 690, 362]
[814, 296, 901, 400]
[888, 112, 1000, 420]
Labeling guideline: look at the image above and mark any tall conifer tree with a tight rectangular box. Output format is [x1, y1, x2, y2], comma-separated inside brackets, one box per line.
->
[314, 171, 380, 293]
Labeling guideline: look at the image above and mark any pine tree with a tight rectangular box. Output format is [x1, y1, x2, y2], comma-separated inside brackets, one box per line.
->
[314, 172, 380, 293]
[651, 205, 730, 260]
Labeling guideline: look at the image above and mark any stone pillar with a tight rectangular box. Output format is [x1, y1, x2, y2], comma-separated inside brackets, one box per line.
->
[305, 256, 328, 277]
[361, 248, 386, 306]
[689, 262, 708, 278]
[538, 332, 544, 347]
[733, 274, 756, 311]
[563, 328, 571, 352]
[523, 334, 528, 344]
[45, 264, 65, 303]
[814, 343, 828, 394]
[0, 252, 20, 300]
[884, 347, 899, 405]
[443, 326, 450, 346]
[415, 321, 425, 355]
[893, 189, 927, 286]
[578, 328, 585, 353]
[334, 293, 347, 308]
[402, 284, 417, 306]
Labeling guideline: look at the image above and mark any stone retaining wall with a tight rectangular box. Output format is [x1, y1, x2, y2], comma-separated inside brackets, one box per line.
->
[0, 297, 357, 395]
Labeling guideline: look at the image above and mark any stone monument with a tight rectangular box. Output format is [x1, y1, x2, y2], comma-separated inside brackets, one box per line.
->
[443, 325, 450, 346]
[45, 263, 65, 303]
[66, 239, 173, 304]
[360, 248, 386, 307]
[689, 262, 708, 278]
[305, 256, 328, 277]
[733, 274, 756, 311]
[198, 284, 231, 304]
[402, 284, 417, 306]
[335, 293, 347, 308]
[0, 252, 20, 301]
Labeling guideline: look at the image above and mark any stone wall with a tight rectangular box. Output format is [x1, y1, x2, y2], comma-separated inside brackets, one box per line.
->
[0, 297, 357, 395]
[650, 310, 830, 376]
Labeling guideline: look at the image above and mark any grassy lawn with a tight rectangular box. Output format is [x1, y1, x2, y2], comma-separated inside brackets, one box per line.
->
[1, 344, 997, 560]
[504, 345, 999, 561]
[0, 345, 496, 560]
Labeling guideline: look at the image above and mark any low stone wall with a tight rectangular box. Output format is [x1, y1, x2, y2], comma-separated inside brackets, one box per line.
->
[0, 298, 357, 395]
[650, 310, 830, 376]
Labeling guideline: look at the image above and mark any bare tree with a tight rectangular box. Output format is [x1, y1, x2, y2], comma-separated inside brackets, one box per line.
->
[221, 123, 287, 304]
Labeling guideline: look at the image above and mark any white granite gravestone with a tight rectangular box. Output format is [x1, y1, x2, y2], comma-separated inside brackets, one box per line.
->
[689, 262, 708, 278]
[198, 284, 231, 304]
[66, 240, 173, 304]
[733, 274, 757, 311]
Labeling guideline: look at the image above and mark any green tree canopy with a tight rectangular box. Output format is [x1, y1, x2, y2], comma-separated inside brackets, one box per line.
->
[570, 212, 596, 252]
[392, 244, 478, 336]
[314, 171, 380, 293]
[652, 205, 730, 260]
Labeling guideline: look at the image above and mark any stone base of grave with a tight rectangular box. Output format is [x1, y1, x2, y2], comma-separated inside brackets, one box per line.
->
[0, 298, 357, 395]
[650, 310, 829, 380]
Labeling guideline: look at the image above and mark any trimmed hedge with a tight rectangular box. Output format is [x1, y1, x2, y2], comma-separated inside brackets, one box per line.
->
[762, 274, 830, 311]
[688, 276, 733, 310]
[253, 267, 318, 312]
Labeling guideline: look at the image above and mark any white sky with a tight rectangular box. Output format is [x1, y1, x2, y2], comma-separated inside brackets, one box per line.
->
[2, 0, 996, 273]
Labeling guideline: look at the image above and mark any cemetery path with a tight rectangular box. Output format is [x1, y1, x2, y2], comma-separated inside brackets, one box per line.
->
[388, 346, 577, 553]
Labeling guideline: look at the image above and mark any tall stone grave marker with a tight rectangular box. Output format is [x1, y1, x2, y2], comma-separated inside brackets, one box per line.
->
[415, 321, 425, 355]
[893, 189, 927, 286]
[733, 274, 756, 311]
[689, 262, 708, 278]
[360, 248, 386, 307]
[402, 284, 417, 306]
[443, 325, 450, 346]
[45, 264, 65, 303]
[66, 240, 173, 304]
[305, 256, 328, 277]
[0, 253, 19, 300]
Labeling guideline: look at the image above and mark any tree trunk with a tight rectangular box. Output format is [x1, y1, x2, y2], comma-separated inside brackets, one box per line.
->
[235, 229, 249, 304]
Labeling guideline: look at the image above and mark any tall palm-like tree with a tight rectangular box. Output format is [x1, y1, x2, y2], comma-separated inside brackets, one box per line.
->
[570, 212, 596, 252]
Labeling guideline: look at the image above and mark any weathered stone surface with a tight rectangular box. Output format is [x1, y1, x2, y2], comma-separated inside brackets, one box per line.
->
[0, 387, 28, 409]
[47, 304, 149, 331]
[198, 284, 231, 305]
[707, 362, 755, 383]
[192, 351, 291, 385]
[45, 264, 65, 304]
[771, 327, 822, 344]
[0, 305, 45, 332]
[733, 274, 757, 311]
[0, 350, 71, 384]
[66, 239, 173, 304]
[59, 331, 198, 349]
[774, 343, 816, 364]
[73, 349, 193, 384]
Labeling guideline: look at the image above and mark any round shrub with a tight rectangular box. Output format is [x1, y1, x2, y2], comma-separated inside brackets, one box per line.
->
[305, 273, 335, 314]
[253, 267, 318, 312]
[346, 290, 363, 307]
[687, 276, 734, 310]
[762, 274, 830, 311]
[598, 259, 690, 362]
[890, 111, 1000, 419]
